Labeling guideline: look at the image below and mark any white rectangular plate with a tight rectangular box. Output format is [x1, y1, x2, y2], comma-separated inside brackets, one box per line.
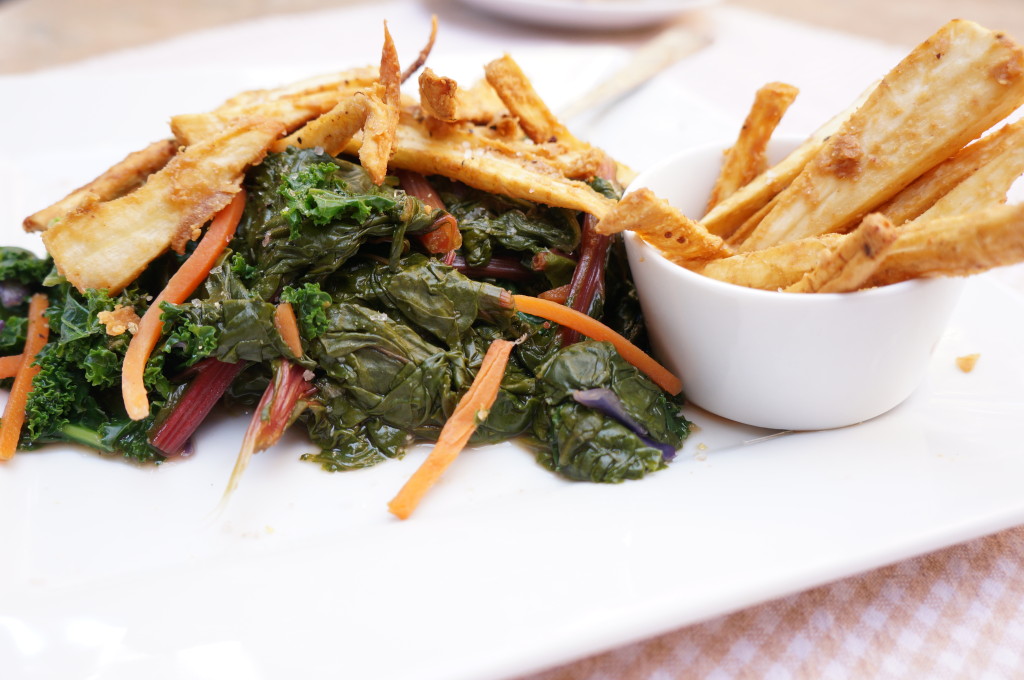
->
[2, 5, 1024, 679]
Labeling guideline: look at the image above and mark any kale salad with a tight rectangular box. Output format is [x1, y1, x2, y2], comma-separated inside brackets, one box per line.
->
[2, 34, 691, 515]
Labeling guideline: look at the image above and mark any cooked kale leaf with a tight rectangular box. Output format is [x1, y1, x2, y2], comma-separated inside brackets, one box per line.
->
[23, 282, 170, 462]
[437, 179, 581, 268]
[235, 148, 442, 298]
[531, 341, 690, 483]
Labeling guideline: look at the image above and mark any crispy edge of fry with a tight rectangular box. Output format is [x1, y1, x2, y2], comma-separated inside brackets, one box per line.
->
[24, 139, 179, 233]
[913, 126, 1024, 221]
[401, 14, 439, 83]
[697, 233, 843, 290]
[784, 214, 897, 293]
[699, 80, 877, 238]
[873, 118, 1024, 225]
[359, 23, 402, 185]
[706, 82, 799, 213]
[484, 54, 584, 149]
[739, 20, 1024, 252]
[270, 94, 369, 155]
[419, 67, 459, 122]
[171, 68, 378, 145]
[595, 188, 733, 266]
[867, 203, 1024, 286]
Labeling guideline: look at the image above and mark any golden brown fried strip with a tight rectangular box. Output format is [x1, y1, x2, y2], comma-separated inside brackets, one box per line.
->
[419, 68, 459, 122]
[784, 214, 897, 293]
[345, 113, 615, 217]
[867, 203, 1024, 285]
[698, 234, 842, 290]
[703, 203, 1024, 290]
[401, 14, 439, 83]
[873, 119, 1024, 225]
[706, 82, 799, 213]
[42, 118, 284, 294]
[24, 139, 179, 232]
[270, 94, 369, 155]
[359, 23, 402, 184]
[699, 81, 875, 238]
[171, 67, 378, 145]
[595, 189, 733, 266]
[484, 54, 584, 149]
[456, 80, 509, 125]
[740, 20, 1024, 251]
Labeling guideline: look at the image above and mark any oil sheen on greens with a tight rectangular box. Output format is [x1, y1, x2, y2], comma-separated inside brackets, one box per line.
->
[9, 147, 690, 483]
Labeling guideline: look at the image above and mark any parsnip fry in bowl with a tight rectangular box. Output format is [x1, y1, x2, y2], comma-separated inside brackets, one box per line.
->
[596, 188, 732, 266]
[706, 81, 799, 213]
[739, 20, 1024, 251]
[784, 214, 897, 293]
[873, 118, 1024, 225]
[912, 128, 1024, 221]
[699, 81, 875, 238]
[867, 203, 1024, 286]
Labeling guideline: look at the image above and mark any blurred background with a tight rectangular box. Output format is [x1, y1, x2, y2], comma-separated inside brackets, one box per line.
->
[2, 0, 1023, 74]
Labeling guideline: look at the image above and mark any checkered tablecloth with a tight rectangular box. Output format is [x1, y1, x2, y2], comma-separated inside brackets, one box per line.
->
[522, 527, 1024, 679]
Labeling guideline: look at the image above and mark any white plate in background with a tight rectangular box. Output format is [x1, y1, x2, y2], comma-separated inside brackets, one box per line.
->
[459, 0, 719, 31]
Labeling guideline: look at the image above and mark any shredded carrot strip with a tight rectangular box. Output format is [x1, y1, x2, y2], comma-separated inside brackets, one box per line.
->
[0, 294, 50, 460]
[274, 302, 303, 358]
[388, 338, 516, 520]
[0, 354, 23, 379]
[512, 294, 682, 395]
[420, 214, 462, 253]
[122, 190, 247, 421]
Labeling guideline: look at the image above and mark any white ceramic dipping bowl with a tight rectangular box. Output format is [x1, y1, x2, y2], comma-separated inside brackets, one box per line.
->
[624, 138, 966, 430]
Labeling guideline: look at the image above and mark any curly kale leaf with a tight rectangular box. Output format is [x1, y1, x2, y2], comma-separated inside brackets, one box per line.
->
[0, 247, 52, 287]
[531, 341, 690, 483]
[235, 148, 441, 298]
[280, 161, 396, 236]
[280, 282, 332, 339]
[23, 283, 168, 462]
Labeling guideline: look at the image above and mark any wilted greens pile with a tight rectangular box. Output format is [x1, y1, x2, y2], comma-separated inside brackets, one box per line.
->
[2, 148, 690, 483]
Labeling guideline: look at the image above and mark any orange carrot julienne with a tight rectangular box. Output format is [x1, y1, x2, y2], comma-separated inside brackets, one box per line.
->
[122, 190, 247, 421]
[388, 338, 516, 520]
[0, 354, 23, 379]
[512, 294, 682, 396]
[0, 294, 50, 460]
[274, 302, 303, 358]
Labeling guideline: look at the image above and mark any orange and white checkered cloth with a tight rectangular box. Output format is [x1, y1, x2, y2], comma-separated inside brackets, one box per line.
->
[522, 527, 1024, 679]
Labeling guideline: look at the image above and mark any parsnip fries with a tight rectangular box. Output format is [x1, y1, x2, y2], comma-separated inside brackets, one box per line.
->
[601, 19, 1024, 294]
